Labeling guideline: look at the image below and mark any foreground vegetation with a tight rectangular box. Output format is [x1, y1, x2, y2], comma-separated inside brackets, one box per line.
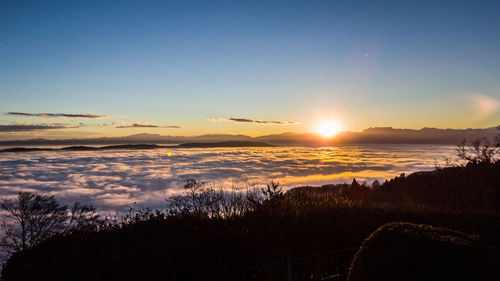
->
[1, 133, 499, 280]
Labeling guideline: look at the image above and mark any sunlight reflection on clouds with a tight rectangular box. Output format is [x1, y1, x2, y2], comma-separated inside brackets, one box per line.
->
[0, 145, 455, 211]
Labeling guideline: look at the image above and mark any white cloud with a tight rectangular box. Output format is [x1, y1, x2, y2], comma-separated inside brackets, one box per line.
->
[207, 116, 228, 123]
[0, 146, 455, 211]
[207, 116, 300, 125]
[469, 93, 500, 120]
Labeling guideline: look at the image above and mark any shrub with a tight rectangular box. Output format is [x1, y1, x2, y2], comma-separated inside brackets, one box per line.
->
[0, 192, 98, 254]
[347, 222, 498, 281]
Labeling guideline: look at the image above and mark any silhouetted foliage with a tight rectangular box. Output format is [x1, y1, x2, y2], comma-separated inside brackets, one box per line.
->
[348, 222, 498, 281]
[3, 194, 500, 281]
[457, 126, 500, 165]
[261, 180, 283, 200]
[166, 179, 263, 218]
[0, 192, 98, 254]
[372, 161, 500, 209]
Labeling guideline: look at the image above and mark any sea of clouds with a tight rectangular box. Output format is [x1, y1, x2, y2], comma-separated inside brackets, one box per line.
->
[0, 145, 456, 212]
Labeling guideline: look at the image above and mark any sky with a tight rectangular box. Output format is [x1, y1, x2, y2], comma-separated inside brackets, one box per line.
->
[1, 0, 500, 139]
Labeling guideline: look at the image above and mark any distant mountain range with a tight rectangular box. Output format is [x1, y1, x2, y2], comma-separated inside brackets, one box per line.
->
[0, 127, 498, 146]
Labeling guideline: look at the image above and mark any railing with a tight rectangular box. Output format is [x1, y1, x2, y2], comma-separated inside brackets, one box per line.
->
[205, 246, 359, 281]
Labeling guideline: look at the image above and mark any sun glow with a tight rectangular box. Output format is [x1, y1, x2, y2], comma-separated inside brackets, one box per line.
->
[315, 120, 343, 138]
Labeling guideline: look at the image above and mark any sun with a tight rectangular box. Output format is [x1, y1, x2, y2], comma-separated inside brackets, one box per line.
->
[315, 120, 343, 138]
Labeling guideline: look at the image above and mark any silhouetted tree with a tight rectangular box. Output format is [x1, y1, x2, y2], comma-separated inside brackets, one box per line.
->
[348, 178, 373, 201]
[166, 179, 263, 217]
[457, 126, 500, 165]
[351, 178, 360, 188]
[261, 181, 283, 200]
[0, 192, 97, 254]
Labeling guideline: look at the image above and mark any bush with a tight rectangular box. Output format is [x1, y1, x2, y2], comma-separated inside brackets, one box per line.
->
[0, 192, 98, 254]
[347, 222, 498, 281]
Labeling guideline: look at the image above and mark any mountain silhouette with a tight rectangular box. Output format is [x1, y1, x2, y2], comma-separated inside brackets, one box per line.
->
[0, 127, 498, 146]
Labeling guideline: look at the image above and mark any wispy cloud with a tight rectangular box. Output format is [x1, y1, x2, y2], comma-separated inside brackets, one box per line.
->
[208, 116, 299, 125]
[468, 93, 500, 120]
[228, 117, 299, 125]
[115, 122, 159, 128]
[5, 112, 112, 119]
[93, 123, 110, 127]
[114, 122, 183, 129]
[207, 116, 228, 123]
[162, 125, 183, 129]
[0, 122, 80, 132]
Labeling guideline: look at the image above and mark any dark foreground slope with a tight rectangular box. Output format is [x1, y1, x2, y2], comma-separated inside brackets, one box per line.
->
[3, 203, 500, 281]
[3, 162, 500, 281]
[288, 161, 500, 211]
[348, 222, 498, 281]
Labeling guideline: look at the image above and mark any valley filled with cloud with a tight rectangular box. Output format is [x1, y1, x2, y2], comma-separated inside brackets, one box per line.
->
[0, 145, 455, 212]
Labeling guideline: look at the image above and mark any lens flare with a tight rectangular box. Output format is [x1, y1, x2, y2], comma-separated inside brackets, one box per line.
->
[315, 121, 343, 138]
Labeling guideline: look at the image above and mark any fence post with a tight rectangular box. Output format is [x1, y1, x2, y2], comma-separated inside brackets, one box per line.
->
[286, 257, 292, 281]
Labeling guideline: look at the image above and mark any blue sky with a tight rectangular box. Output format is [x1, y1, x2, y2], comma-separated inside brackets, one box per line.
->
[1, 0, 499, 139]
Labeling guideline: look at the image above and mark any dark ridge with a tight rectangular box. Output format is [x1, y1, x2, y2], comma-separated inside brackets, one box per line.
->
[0, 147, 54, 153]
[177, 141, 274, 148]
[60, 146, 98, 151]
[96, 144, 162, 150]
[0, 144, 164, 153]
[62, 144, 162, 150]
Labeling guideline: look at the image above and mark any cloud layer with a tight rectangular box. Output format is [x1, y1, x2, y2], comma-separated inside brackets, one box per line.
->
[0, 123, 80, 132]
[0, 145, 455, 211]
[6, 112, 111, 119]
